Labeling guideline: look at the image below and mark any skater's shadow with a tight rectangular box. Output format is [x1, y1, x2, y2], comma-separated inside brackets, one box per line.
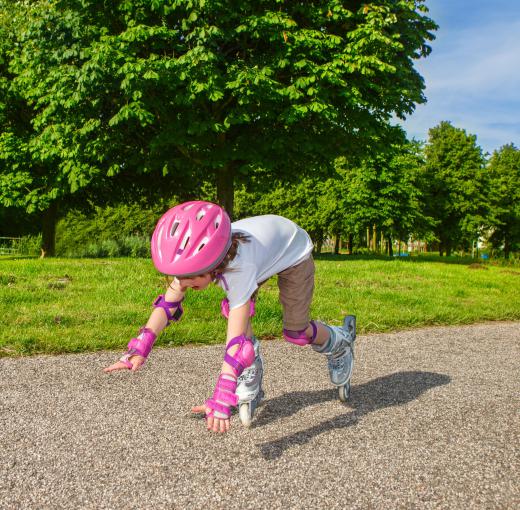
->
[257, 371, 450, 461]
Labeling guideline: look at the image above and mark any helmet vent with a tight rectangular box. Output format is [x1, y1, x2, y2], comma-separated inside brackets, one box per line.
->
[196, 236, 210, 253]
[181, 235, 190, 250]
[196, 210, 206, 221]
[170, 221, 179, 237]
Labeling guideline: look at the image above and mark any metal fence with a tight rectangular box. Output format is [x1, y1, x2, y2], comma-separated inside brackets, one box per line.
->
[0, 237, 21, 255]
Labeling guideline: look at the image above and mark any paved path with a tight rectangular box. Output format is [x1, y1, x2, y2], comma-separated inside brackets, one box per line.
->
[1, 322, 519, 509]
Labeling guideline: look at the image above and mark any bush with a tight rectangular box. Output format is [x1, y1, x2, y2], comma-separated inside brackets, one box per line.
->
[120, 236, 149, 258]
[65, 235, 151, 258]
[56, 203, 164, 257]
[18, 234, 42, 256]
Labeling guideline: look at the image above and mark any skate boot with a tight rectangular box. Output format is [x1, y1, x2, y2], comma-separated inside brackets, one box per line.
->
[236, 336, 264, 427]
[313, 315, 356, 402]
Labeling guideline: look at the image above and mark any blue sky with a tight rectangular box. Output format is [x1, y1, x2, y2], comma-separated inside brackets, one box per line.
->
[399, 0, 520, 155]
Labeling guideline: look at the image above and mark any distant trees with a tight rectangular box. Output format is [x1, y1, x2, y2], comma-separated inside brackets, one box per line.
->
[235, 125, 519, 259]
[420, 121, 488, 256]
[234, 137, 431, 254]
[487, 144, 520, 258]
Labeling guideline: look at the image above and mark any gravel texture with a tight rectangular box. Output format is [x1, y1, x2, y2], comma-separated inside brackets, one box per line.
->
[1, 322, 519, 509]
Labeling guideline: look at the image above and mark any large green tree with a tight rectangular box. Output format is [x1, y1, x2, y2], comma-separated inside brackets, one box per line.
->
[487, 144, 520, 258]
[421, 121, 488, 256]
[1, 0, 436, 253]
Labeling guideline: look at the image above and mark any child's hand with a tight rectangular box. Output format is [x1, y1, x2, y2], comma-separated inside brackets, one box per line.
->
[191, 404, 231, 434]
[103, 355, 145, 373]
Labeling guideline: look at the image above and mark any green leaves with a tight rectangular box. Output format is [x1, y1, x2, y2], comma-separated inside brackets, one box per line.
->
[422, 121, 488, 254]
[108, 102, 155, 127]
[486, 144, 520, 257]
[1, 0, 437, 223]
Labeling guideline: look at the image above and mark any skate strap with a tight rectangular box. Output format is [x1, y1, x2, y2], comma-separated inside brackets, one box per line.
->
[120, 327, 157, 365]
[223, 335, 255, 377]
[153, 294, 183, 324]
[220, 298, 256, 319]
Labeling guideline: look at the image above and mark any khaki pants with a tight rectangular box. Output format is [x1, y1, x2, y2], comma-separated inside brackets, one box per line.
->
[276, 256, 315, 331]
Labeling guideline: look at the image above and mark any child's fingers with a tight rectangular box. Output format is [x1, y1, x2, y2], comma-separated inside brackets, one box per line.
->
[190, 406, 230, 433]
[211, 418, 229, 434]
[103, 361, 130, 373]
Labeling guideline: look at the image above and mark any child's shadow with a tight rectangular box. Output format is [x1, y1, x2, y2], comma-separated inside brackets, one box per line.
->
[256, 371, 451, 461]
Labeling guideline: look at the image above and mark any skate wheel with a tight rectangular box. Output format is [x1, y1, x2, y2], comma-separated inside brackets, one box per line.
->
[338, 382, 351, 402]
[239, 403, 252, 427]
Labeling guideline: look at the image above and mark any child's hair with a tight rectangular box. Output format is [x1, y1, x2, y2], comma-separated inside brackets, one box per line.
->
[165, 232, 249, 288]
[212, 232, 250, 275]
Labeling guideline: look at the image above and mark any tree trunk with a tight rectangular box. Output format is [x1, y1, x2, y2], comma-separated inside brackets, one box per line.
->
[387, 236, 393, 257]
[334, 235, 340, 255]
[504, 238, 511, 259]
[372, 225, 377, 251]
[216, 163, 235, 219]
[41, 202, 58, 257]
[348, 234, 353, 255]
[315, 229, 324, 254]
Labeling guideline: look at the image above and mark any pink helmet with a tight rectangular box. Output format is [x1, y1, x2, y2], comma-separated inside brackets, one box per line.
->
[151, 201, 232, 276]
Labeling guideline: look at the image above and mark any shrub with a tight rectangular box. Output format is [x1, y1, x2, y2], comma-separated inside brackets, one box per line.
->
[18, 234, 42, 256]
[56, 203, 165, 257]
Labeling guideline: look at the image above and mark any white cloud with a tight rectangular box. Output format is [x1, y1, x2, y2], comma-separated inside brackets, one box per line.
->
[400, 4, 520, 154]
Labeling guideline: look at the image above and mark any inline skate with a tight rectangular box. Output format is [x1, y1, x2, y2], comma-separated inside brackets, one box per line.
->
[236, 336, 264, 427]
[313, 315, 356, 402]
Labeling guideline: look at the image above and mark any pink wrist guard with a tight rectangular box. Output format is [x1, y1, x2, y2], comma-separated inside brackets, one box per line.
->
[119, 327, 157, 369]
[205, 375, 238, 419]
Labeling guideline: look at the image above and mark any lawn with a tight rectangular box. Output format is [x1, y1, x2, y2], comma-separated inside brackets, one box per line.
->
[0, 255, 519, 357]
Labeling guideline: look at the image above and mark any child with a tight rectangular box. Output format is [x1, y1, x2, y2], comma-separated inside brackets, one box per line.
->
[104, 200, 356, 433]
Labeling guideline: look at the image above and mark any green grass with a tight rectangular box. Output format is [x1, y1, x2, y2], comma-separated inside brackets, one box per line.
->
[1, 255, 519, 357]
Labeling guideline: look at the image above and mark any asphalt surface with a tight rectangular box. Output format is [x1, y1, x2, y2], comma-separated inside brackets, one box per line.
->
[1, 322, 519, 509]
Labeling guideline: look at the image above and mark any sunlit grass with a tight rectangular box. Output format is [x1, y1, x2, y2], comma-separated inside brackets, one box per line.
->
[1, 255, 519, 356]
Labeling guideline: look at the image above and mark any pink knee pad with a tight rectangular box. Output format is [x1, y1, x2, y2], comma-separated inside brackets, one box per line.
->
[223, 334, 255, 377]
[283, 321, 318, 346]
[220, 298, 255, 319]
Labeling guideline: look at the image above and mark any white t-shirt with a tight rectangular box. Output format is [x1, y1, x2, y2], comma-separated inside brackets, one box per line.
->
[217, 215, 314, 309]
